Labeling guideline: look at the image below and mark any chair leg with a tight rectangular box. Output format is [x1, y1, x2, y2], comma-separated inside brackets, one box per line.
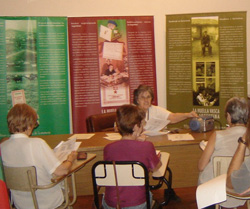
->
[69, 173, 77, 206]
[247, 200, 250, 209]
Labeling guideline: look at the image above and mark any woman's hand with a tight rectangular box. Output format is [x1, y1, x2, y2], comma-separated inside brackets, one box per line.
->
[66, 151, 77, 163]
[137, 134, 147, 141]
[189, 111, 198, 118]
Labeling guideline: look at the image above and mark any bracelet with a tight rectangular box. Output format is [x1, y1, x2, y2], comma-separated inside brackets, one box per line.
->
[238, 137, 247, 146]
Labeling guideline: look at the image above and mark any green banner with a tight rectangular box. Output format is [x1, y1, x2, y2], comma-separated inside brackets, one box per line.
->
[166, 12, 247, 129]
[0, 17, 70, 138]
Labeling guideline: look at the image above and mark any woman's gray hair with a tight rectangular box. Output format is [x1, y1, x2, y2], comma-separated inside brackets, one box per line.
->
[225, 97, 249, 124]
[133, 85, 154, 105]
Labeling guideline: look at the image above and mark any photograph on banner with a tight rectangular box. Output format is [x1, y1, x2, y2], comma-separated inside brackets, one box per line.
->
[191, 16, 219, 108]
[0, 16, 70, 138]
[68, 16, 157, 133]
[166, 12, 247, 129]
[98, 19, 130, 107]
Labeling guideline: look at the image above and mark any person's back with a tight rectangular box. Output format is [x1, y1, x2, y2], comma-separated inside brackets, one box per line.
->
[198, 126, 247, 184]
[102, 104, 161, 209]
[1, 134, 63, 209]
[104, 139, 158, 207]
[198, 97, 249, 208]
[1, 103, 77, 209]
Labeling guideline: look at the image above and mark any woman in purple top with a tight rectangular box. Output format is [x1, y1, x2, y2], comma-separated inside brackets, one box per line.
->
[103, 104, 161, 209]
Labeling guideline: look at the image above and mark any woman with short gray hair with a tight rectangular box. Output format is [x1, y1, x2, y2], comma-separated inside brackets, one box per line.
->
[198, 97, 249, 209]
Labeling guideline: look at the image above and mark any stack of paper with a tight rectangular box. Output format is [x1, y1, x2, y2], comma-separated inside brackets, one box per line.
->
[168, 133, 194, 141]
[104, 133, 122, 141]
[68, 133, 95, 140]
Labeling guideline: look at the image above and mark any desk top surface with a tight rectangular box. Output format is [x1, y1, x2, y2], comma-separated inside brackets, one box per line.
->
[36, 129, 214, 152]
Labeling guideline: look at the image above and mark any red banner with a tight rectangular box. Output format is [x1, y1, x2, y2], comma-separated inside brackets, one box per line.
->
[68, 16, 157, 133]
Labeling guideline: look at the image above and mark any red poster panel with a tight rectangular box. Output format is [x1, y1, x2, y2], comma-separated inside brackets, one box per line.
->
[68, 16, 157, 133]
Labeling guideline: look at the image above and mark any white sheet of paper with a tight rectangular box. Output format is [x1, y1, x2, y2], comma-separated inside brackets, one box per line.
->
[196, 174, 227, 209]
[104, 133, 121, 141]
[168, 133, 194, 141]
[68, 134, 95, 140]
[103, 42, 123, 60]
[54, 138, 82, 162]
[99, 25, 112, 41]
[200, 140, 208, 150]
[144, 118, 170, 132]
[143, 130, 170, 136]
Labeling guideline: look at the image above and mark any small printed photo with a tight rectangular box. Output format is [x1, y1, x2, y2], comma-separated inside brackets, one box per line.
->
[196, 62, 205, 76]
[206, 62, 215, 76]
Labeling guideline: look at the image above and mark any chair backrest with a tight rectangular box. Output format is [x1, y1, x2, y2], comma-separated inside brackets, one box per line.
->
[3, 165, 37, 192]
[212, 156, 250, 209]
[213, 156, 233, 177]
[92, 161, 150, 209]
[86, 112, 116, 132]
[3, 165, 72, 209]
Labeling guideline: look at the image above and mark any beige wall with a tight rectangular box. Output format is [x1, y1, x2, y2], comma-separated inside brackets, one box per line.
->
[1, 0, 250, 109]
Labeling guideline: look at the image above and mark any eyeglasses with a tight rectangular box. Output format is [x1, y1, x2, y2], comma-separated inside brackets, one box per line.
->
[34, 115, 40, 128]
[138, 95, 152, 101]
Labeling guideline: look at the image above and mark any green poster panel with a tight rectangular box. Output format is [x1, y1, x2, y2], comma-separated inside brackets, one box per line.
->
[166, 12, 247, 129]
[0, 16, 70, 139]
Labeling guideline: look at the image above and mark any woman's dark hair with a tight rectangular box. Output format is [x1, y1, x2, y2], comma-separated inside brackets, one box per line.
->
[133, 85, 154, 105]
[116, 104, 145, 136]
[225, 97, 249, 125]
[7, 103, 38, 134]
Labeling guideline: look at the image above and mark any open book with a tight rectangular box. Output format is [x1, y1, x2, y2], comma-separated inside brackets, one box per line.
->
[53, 137, 81, 162]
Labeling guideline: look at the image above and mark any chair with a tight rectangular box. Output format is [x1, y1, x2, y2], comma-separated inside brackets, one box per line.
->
[3, 165, 77, 209]
[213, 156, 250, 209]
[86, 112, 116, 132]
[91, 161, 153, 209]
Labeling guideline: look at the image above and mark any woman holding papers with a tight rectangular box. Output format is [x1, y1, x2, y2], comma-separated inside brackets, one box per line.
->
[133, 84, 198, 132]
[198, 97, 249, 208]
[1, 103, 77, 209]
[103, 104, 161, 209]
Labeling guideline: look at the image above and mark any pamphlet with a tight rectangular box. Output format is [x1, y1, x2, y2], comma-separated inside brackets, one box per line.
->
[53, 137, 81, 162]
[144, 118, 170, 132]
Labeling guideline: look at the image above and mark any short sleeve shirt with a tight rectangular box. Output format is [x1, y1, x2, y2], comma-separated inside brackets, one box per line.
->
[144, 105, 171, 131]
[103, 140, 160, 208]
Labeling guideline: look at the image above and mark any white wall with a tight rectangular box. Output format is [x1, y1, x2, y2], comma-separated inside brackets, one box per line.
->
[1, 0, 250, 109]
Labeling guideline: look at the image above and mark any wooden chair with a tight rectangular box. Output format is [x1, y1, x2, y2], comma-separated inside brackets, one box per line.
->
[92, 161, 154, 209]
[86, 112, 116, 132]
[3, 165, 77, 209]
[213, 156, 250, 209]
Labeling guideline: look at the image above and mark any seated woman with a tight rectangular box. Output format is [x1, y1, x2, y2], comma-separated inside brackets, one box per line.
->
[102, 104, 161, 209]
[1, 103, 77, 209]
[133, 84, 198, 132]
[198, 97, 249, 209]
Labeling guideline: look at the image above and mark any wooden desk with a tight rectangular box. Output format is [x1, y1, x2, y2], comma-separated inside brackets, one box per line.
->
[37, 130, 213, 195]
